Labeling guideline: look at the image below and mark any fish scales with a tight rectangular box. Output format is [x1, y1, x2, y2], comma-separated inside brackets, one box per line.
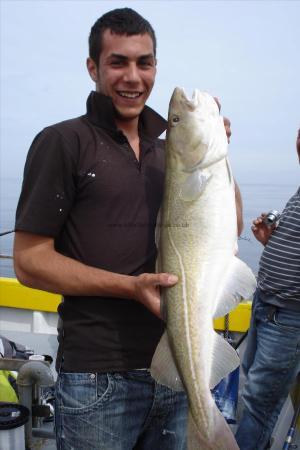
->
[164, 160, 235, 436]
[151, 88, 257, 449]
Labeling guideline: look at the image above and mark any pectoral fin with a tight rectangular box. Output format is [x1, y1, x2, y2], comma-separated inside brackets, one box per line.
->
[150, 331, 184, 391]
[180, 170, 211, 201]
[209, 330, 240, 389]
[213, 256, 257, 319]
[150, 329, 239, 393]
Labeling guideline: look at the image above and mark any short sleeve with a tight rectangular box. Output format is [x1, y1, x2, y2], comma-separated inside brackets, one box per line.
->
[15, 127, 78, 237]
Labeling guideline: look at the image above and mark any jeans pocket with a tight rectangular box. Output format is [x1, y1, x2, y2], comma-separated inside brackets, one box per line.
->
[56, 372, 114, 415]
[273, 308, 300, 332]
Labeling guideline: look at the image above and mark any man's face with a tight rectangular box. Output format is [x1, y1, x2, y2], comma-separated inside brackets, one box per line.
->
[297, 128, 300, 162]
[87, 30, 156, 122]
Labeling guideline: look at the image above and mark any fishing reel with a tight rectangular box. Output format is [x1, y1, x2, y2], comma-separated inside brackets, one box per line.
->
[263, 210, 281, 227]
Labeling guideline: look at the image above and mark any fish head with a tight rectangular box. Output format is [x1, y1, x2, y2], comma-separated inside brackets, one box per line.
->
[166, 87, 228, 171]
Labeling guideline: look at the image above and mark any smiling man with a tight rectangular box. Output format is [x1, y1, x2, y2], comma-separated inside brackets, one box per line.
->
[86, 28, 157, 161]
[13, 7, 239, 450]
[13, 9, 186, 450]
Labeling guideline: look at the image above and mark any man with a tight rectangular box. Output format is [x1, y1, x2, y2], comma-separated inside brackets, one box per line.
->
[236, 128, 300, 449]
[14, 8, 241, 449]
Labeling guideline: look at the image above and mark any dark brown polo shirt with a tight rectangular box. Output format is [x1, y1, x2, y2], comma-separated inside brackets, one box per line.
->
[15, 91, 167, 372]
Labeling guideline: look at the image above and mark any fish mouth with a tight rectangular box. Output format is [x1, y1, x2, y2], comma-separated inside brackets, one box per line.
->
[173, 87, 219, 114]
[174, 87, 199, 111]
[173, 87, 200, 111]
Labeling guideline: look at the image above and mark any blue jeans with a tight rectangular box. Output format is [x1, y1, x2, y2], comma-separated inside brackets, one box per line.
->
[235, 289, 300, 450]
[55, 369, 188, 450]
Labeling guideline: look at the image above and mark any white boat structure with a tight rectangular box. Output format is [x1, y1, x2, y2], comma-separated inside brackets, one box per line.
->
[0, 276, 299, 449]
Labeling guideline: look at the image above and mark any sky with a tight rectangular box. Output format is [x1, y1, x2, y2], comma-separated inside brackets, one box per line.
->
[1, 0, 299, 191]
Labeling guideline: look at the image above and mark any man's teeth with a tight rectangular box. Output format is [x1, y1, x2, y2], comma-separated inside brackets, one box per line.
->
[119, 92, 141, 98]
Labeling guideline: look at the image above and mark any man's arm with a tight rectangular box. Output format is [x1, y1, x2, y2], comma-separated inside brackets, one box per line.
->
[234, 181, 243, 236]
[14, 231, 178, 318]
[218, 112, 243, 237]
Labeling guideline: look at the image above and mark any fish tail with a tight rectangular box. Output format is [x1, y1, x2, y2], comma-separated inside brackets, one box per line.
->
[187, 407, 240, 450]
[187, 410, 212, 450]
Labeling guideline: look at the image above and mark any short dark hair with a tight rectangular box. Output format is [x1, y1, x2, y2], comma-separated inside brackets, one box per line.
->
[89, 8, 157, 65]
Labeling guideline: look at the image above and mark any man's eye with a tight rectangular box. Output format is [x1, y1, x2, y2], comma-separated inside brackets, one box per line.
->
[139, 59, 154, 67]
[110, 60, 124, 67]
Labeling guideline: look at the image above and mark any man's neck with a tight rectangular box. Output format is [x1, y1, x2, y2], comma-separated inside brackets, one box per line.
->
[115, 117, 140, 160]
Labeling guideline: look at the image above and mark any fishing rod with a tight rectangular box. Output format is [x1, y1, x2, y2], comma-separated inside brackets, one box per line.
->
[282, 389, 300, 450]
[0, 230, 15, 260]
[0, 229, 15, 237]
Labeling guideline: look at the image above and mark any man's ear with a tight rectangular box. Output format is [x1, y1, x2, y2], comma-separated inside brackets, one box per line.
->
[86, 57, 98, 82]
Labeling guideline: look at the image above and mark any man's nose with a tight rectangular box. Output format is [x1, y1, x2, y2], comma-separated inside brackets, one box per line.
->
[123, 63, 140, 82]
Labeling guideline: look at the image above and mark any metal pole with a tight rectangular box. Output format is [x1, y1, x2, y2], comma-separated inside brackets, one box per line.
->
[17, 360, 54, 449]
[282, 378, 300, 450]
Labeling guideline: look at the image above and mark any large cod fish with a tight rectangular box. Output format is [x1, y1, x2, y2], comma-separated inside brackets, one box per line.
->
[151, 88, 256, 450]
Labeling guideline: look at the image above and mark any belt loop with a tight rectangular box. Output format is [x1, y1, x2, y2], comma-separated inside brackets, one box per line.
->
[267, 306, 277, 322]
[95, 373, 98, 397]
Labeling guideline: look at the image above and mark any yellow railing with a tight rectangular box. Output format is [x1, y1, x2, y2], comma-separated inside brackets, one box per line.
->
[0, 277, 61, 312]
[0, 277, 252, 332]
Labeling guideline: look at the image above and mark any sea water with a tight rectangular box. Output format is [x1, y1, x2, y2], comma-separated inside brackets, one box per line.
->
[0, 177, 298, 278]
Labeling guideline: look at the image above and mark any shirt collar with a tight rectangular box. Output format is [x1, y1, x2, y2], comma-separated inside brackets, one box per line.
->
[86, 91, 167, 139]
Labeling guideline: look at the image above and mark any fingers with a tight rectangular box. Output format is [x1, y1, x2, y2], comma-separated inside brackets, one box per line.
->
[223, 117, 231, 143]
[251, 215, 264, 234]
[252, 213, 266, 228]
[155, 273, 178, 287]
[251, 220, 261, 232]
[212, 97, 232, 143]
[214, 97, 221, 111]
[139, 272, 178, 287]
[134, 272, 178, 318]
[251, 213, 274, 246]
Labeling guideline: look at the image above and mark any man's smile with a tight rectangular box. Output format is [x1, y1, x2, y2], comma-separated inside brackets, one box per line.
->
[117, 91, 143, 99]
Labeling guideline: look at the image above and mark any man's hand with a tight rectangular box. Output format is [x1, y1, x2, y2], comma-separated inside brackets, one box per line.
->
[223, 117, 231, 143]
[213, 97, 231, 143]
[251, 213, 275, 246]
[134, 273, 178, 318]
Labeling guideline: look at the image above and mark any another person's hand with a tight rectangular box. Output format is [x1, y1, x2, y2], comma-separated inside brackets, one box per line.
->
[251, 213, 275, 246]
[134, 272, 178, 318]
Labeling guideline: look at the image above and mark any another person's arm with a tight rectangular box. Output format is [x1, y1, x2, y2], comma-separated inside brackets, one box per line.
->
[14, 231, 177, 318]
[222, 113, 243, 236]
[234, 182, 243, 236]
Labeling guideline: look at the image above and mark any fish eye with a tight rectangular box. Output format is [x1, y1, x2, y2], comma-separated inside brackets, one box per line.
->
[172, 115, 180, 123]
